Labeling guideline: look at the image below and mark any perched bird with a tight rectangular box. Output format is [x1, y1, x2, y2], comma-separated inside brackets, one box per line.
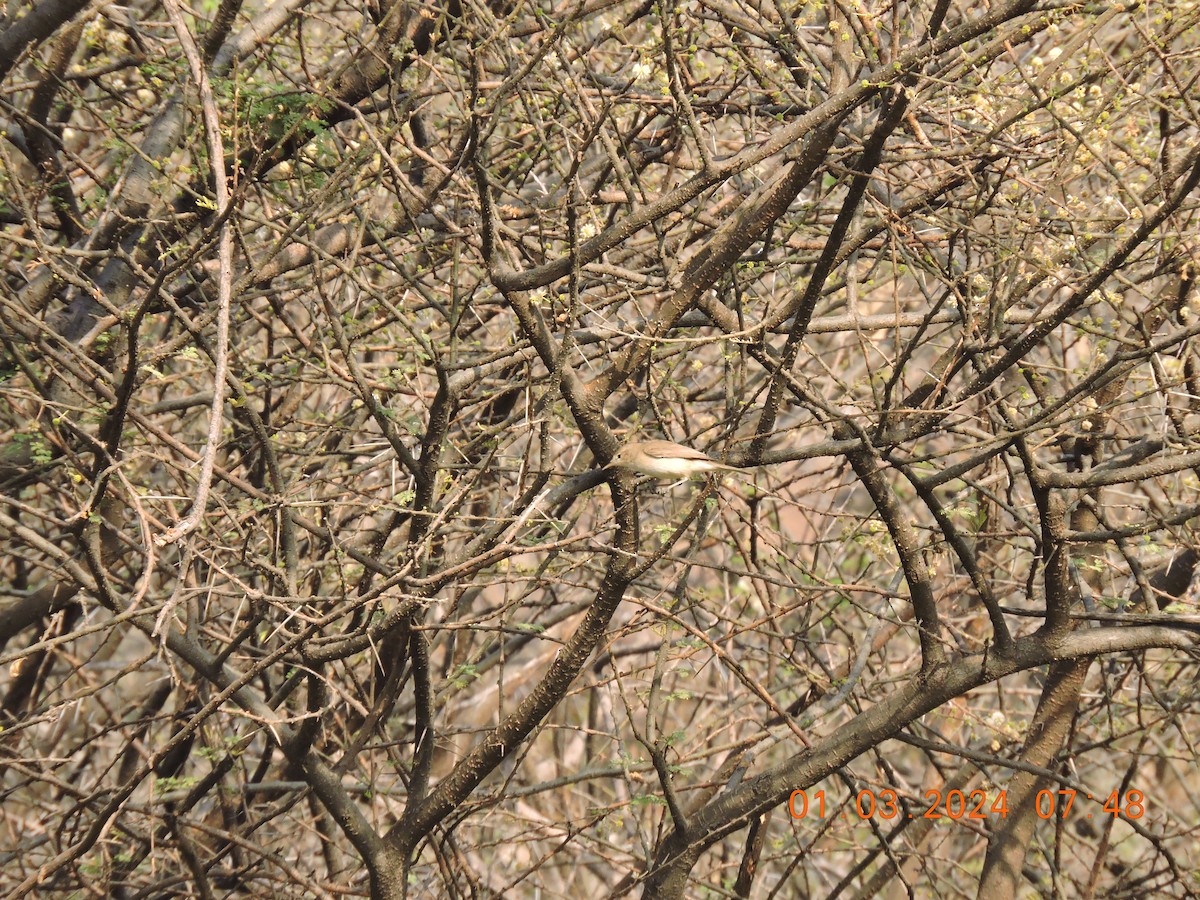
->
[605, 439, 742, 478]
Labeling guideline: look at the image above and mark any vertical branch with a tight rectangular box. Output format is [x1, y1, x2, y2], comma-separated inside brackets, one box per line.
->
[156, 0, 234, 547]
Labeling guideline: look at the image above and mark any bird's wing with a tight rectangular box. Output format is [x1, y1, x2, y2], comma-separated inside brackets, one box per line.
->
[644, 441, 711, 461]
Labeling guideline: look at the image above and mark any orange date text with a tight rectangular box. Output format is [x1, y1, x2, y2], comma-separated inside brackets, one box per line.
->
[787, 788, 1146, 821]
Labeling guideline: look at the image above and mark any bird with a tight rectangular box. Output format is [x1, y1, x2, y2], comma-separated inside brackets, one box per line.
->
[605, 439, 743, 478]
